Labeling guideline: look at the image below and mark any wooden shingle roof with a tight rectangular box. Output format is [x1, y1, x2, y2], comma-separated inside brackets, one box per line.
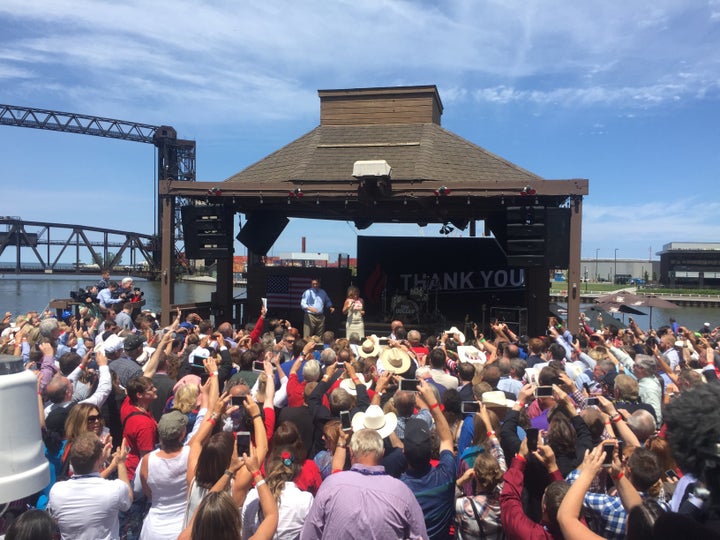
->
[223, 122, 543, 189]
[160, 85, 586, 223]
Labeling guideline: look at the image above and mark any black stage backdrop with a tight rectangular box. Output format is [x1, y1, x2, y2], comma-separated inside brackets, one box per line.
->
[356, 236, 534, 334]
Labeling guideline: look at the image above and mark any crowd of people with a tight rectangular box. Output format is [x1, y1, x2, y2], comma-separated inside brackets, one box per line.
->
[1, 276, 720, 540]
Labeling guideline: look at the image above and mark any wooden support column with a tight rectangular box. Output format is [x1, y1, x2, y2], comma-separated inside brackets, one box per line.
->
[160, 196, 175, 327]
[566, 196, 583, 334]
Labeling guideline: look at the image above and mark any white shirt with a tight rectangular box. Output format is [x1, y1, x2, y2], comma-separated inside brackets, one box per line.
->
[44, 365, 113, 418]
[48, 473, 132, 540]
[242, 481, 313, 540]
[429, 368, 459, 390]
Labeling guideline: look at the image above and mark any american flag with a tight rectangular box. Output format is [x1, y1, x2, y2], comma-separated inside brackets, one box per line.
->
[266, 275, 313, 309]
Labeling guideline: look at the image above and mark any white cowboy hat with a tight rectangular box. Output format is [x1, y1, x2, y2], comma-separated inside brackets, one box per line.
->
[339, 373, 372, 396]
[482, 391, 516, 409]
[445, 326, 466, 344]
[357, 338, 383, 359]
[380, 347, 412, 374]
[351, 405, 398, 439]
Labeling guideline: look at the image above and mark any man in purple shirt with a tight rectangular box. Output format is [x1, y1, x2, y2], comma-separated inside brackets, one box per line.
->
[301, 428, 428, 540]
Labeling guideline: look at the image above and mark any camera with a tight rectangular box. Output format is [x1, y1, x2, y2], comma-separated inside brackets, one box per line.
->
[70, 287, 98, 304]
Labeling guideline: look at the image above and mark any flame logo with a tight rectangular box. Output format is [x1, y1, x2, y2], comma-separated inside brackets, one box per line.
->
[363, 263, 387, 306]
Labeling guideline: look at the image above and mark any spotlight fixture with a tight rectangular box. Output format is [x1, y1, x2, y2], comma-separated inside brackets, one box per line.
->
[207, 187, 222, 196]
[434, 186, 452, 197]
[439, 222, 455, 235]
[288, 188, 303, 198]
[520, 185, 536, 196]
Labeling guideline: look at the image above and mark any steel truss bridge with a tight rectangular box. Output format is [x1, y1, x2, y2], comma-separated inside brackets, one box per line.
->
[0, 217, 157, 277]
[0, 103, 196, 270]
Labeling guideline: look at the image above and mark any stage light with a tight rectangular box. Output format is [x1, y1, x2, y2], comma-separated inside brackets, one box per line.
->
[520, 185, 536, 197]
[287, 188, 303, 203]
[439, 223, 454, 235]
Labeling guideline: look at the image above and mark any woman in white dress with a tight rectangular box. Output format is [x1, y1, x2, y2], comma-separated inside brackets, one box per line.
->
[342, 285, 365, 340]
[138, 410, 192, 540]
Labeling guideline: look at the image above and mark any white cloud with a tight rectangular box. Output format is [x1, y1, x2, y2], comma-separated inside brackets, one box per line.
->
[0, 0, 717, 123]
[710, 0, 720, 20]
[0, 63, 33, 79]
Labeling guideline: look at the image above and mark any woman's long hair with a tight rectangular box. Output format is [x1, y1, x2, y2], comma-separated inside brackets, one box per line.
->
[470, 409, 500, 447]
[547, 409, 576, 455]
[195, 432, 234, 489]
[473, 451, 503, 494]
[64, 403, 104, 444]
[271, 421, 307, 462]
[264, 445, 303, 503]
[191, 491, 242, 540]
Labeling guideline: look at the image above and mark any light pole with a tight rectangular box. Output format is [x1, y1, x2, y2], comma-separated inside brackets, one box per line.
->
[614, 248, 619, 284]
[595, 248, 599, 281]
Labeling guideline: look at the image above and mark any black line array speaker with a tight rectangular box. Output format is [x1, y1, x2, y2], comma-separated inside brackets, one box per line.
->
[506, 206, 545, 267]
[544, 207, 570, 268]
[236, 211, 289, 256]
[181, 204, 234, 259]
[505, 206, 570, 268]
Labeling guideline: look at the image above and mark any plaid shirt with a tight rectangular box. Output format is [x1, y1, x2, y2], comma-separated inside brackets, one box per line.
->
[566, 469, 670, 540]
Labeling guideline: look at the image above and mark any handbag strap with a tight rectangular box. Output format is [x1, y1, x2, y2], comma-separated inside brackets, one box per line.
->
[468, 497, 487, 540]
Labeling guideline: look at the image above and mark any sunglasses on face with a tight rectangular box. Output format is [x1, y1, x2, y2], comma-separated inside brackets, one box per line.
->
[87, 415, 101, 423]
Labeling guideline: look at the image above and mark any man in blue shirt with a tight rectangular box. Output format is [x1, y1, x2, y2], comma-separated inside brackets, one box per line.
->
[300, 278, 334, 339]
[97, 281, 123, 309]
[401, 379, 457, 540]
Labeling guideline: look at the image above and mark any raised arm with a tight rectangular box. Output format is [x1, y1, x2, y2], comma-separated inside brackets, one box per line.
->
[331, 429, 350, 473]
[115, 438, 133, 503]
[186, 387, 228, 487]
[248, 305, 267, 344]
[370, 371, 393, 407]
[244, 445, 279, 540]
[605, 440, 643, 513]
[596, 395, 640, 448]
[558, 446, 606, 540]
[38, 341, 57, 394]
[262, 357, 276, 410]
[143, 308, 181, 378]
[81, 351, 112, 408]
[418, 378, 453, 453]
[344, 362, 370, 411]
[233, 395, 269, 505]
[650, 344, 678, 385]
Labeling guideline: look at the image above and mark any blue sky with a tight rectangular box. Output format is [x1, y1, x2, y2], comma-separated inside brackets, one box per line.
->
[1, 0, 719, 264]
